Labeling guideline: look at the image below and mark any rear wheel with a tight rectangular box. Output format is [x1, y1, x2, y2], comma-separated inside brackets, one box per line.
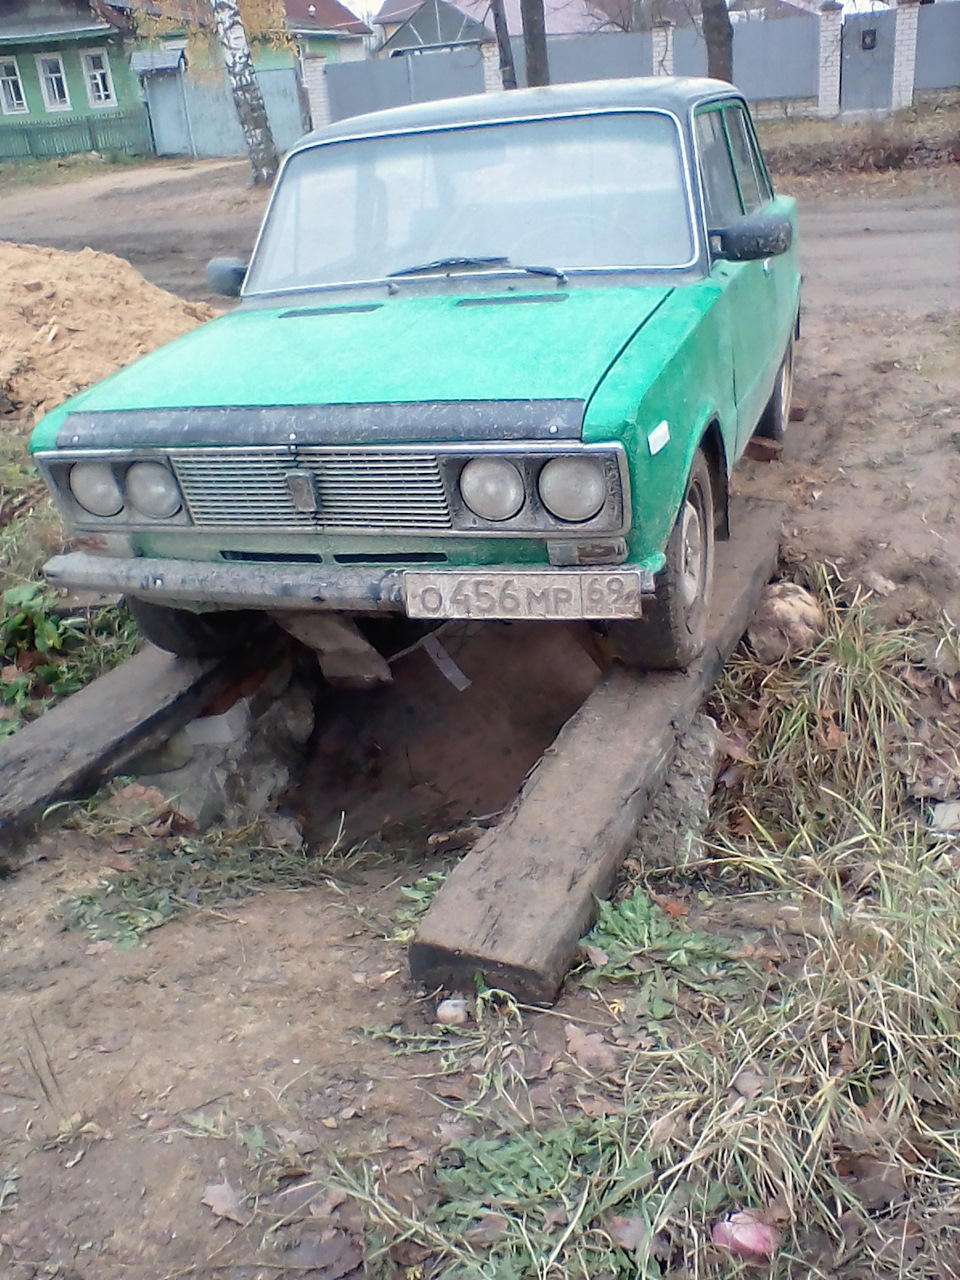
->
[606, 449, 715, 670]
[126, 597, 266, 659]
[756, 336, 794, 442]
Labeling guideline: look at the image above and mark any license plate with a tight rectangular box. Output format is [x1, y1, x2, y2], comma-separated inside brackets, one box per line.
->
[404, 570, 643, 620]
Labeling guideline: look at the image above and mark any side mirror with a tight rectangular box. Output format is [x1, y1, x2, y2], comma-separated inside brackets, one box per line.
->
[709, 212, 792, 262]
[205, 257, 248, 297]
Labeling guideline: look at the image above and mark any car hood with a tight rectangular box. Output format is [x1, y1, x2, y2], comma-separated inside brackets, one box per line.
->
[32, 286, 673, 450]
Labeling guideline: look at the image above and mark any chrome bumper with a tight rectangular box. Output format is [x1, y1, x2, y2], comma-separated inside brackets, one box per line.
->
[43, 552, 405, 613]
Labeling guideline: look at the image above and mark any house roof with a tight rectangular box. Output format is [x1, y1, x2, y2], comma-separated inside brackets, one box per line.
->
[380, 0, 492, 50]
[283, 0, 372, 36]
[0, 18, 117, 46]
[374, 0, 609, 37]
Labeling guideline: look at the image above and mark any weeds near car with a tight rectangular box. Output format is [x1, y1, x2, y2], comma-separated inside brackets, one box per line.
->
[325, 575, 960, 1278]
[58, 821, 341, 946]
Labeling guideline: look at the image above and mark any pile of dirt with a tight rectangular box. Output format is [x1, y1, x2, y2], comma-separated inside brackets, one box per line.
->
[0, 240, 218, 425]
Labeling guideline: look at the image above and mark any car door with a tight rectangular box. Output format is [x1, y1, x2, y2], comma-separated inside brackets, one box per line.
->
[693, 103, 781, 455]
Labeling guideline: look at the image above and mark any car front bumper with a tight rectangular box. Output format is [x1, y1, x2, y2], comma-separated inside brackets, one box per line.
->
[44, 551, 657, 620]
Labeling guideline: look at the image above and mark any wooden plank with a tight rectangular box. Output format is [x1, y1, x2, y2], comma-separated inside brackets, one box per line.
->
[0, 644, 256, 849]
[409, 498, 782, 1004]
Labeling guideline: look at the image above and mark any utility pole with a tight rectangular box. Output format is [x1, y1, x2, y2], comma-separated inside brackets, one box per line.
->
[490, 0, 517, 88]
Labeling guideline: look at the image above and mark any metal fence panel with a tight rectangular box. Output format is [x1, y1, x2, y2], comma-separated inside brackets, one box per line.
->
[916, 2, 960, 91]
[732, 16, 819, 100]
[673, 25, 708, 78]
[547, 31, 653, 84]
[407, 46, 485, 102]
[327, 56, 411, 121]
[841, 10, 896, 112]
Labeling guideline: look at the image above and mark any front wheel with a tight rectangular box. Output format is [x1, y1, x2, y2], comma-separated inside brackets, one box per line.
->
[126, 597, 267, 659]
[605, 450, 715, 671]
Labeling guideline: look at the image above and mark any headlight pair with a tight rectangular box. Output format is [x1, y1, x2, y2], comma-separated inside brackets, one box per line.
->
[69, 461, 182, 520]
[459, 456, 606, 524]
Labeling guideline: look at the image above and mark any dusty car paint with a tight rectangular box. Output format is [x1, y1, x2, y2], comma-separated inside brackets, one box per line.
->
[30, 77, 800, 626]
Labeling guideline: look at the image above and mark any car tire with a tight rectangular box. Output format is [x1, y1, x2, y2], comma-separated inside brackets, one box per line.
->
[756, 335, 795, 442]
[126, 597, 267, 659]
[605, 449, 715, 671]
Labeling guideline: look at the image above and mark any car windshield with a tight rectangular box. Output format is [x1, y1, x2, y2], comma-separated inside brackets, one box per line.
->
[245, 111, 695, 294]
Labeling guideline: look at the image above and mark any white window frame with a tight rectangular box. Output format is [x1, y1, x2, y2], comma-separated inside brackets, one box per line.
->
[81, 47, 116, 108]
[0, 56, 28, 115]
[35, 52, 71, 112]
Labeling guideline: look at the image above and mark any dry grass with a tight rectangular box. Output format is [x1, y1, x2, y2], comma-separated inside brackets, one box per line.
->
[324, 574, 960, 1278]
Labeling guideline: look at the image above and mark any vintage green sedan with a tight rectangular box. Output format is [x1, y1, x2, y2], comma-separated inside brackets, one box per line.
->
[32, 77, 799, 670]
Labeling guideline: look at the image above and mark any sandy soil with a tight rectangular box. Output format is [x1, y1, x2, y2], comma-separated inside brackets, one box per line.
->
[0, 160, 959, 1280]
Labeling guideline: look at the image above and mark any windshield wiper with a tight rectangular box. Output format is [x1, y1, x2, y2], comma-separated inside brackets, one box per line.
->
[388, 256, 508, 277]
[388, 256, 567, 283]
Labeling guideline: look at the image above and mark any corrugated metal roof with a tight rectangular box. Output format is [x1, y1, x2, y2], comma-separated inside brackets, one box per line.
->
[380, 0, 492, 50]
[0, 18, 114, 45]
[130, 47, 184, 72]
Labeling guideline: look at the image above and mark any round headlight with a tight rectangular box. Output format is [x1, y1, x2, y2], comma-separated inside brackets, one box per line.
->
[68, 462, 124, 517]
[126, 461, 182, 519]
[459, 457, 525, 522]
[538, 456, 606, 523]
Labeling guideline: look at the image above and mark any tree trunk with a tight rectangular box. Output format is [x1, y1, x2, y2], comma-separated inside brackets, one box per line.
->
[490, 0, 517, 89]
[700, 0, 733, 83]
[210, 0, 279, 186]
[520, 0, 549, 86]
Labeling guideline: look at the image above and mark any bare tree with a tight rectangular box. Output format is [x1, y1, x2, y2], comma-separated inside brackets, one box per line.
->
[520, 0, 550, 85]
[211, 0, 279, 184]
[700, 0, 733, 81]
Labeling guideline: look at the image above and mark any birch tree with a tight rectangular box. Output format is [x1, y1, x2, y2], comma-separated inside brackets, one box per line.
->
[211, 0, 279, 184]
[135, 0, 282, 186]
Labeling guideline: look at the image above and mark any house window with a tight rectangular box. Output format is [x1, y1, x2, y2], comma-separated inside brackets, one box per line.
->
[0, 58, 27, 114]
[36, 53, 71, 111]
[81, 49, 116, 107]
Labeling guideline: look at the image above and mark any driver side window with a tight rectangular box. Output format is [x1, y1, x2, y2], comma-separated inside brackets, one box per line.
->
[694, 108, 742, 229]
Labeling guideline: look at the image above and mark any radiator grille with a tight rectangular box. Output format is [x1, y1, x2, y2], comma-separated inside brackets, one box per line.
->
[171, 447, 452, 532]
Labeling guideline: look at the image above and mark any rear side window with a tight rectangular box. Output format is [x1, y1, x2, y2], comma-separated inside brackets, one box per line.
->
[694, 109, 741, 228]
[723, 104, 771, 213]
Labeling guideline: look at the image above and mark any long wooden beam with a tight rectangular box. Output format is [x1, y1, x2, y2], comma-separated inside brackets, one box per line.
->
[409, 498, 782, 1004]
[0, 644, 254, 850]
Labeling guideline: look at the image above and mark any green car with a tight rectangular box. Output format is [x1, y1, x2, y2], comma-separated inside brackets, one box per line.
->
[32, 77, 799, 670]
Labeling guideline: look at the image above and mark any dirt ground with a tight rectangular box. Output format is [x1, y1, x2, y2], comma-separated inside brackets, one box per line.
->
[1, 159, 959, 1279]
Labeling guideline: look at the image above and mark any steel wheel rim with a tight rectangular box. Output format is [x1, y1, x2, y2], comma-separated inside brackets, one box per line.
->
[679, 497, 704, 609]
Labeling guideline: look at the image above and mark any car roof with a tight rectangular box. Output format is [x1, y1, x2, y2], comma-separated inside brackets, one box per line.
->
[292, 76, 742, 152]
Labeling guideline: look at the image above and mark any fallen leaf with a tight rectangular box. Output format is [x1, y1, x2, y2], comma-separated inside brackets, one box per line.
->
[565, 1024, 619, 1075]
[394, 1147, 433, 1174]
[577, 1093, 624, 1119]
[103, 853, 135, 874]
[606, 1213, 649, 1251]
[434, 1077, 470, 1101]
[437, 1120, 474, 1146]
[731, 1068, 766, 1101]
[464, 1213, 508, 1244]
[1, 665, 21, 683]
[648, 891, 688, 920]
[582, 944, 610, 968]
[541, 1205, 569, 1231]
[308, 1188, 348, 1219]
[284, 1229, 363, 1275]
[837, 1043, 855, 1076]
[719, 731, 757, 765]
[201, 1180, 248, 1225]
